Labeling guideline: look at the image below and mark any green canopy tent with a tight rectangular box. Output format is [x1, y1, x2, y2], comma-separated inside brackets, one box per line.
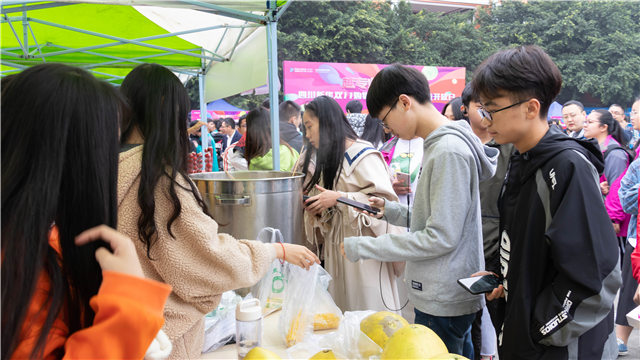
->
[1, 0, 289, 169]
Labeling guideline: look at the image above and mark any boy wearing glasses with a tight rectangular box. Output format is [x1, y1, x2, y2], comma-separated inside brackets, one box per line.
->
[471, 45, 621, 358]
[341, 64, 498, 357]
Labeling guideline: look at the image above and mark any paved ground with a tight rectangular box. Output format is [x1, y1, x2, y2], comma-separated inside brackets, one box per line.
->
[622, 326, 640, 359]
[616, 292, 639, 360]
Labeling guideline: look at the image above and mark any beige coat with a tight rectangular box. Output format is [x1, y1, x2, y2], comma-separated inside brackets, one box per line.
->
[301, 140, 405, 312]
[118, 146, 276, 359]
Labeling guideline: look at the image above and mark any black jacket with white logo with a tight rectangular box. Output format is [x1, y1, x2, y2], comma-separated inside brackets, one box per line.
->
[497, 126, 621, 359]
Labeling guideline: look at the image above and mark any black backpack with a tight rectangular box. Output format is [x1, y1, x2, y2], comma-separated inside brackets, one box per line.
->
[603, 144, 635, 164]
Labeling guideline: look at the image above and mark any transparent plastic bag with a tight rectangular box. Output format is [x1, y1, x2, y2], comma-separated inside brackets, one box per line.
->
[251, 228, 290, 316]
[279, 264, 325, 347]
[285, 311, 382, 359]
[311, 270, 342, 331]
[202, 291, 242, 353]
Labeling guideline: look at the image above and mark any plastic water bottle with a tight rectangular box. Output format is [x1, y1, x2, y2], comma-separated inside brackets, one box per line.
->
[235, 298, 262, 359]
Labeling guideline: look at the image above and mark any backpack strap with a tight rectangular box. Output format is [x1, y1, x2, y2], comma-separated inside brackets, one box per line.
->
[603, 144, 634, 163]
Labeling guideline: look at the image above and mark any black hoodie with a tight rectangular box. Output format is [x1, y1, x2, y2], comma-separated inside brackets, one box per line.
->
[496, 126, 621, 359]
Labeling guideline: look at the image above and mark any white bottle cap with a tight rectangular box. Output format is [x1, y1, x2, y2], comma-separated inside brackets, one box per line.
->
[236, 298, 262, 322]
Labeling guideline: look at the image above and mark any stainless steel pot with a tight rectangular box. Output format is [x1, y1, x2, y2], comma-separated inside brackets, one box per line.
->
[189, 171, 305, 244]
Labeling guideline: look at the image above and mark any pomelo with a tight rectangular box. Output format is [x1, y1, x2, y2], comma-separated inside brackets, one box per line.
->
[243, 347, 281, 360]
[309, 349, 337, 359]
[381, 324, 448, 359]
[360, 311, 409, 348]
[428, 353, 470, 360]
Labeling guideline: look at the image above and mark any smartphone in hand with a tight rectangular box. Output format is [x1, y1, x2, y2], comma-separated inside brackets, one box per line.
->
[457, 274, 502, 295]
[395, 172, 410, 187]
[303, 195, 380, 215]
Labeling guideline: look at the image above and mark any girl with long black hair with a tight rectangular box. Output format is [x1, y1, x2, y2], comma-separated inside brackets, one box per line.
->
[1, 64, 171, 359]
[117, 63, 319, 359]
[299, 96, 404, 312]
[360, 114, 388, 149]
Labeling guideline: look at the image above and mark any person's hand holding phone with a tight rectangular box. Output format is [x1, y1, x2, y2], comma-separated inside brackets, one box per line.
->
[363, 196, 385, 219]
[392, 179, 411, 195]
[469, 271, 504, 300]
[303, 184, 342, 216]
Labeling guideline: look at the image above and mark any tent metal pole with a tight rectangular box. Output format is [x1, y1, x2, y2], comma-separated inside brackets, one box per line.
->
[0, 60, 26, 69]
[1, 69, 21, 75]
[1, 2, 72, 14]
[86, 69, 125, 79]
[199, 70, 208, 172]
[227, 26, 245, 60]
[21, 10, 28, 56]
[179, 0, 267, 23]
[46, 44, 207, 69]
[214, 27, 229, 54]
[27, 22, 45, 62]
[274, 0, 294, 22]
[1, 49, 22, 58]
[266, 11, 280, 171]
[3, 14, 25, 54]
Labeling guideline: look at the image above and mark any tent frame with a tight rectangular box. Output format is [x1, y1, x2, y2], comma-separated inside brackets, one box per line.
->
[1, 0, 289, 169]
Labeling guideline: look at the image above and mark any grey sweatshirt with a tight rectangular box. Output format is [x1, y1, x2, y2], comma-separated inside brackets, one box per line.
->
[344, 120, 498, 317]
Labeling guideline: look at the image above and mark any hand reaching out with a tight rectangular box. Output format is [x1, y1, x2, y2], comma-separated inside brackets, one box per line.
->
[273, 243, 320, 270]
[361, 196, 385, 219]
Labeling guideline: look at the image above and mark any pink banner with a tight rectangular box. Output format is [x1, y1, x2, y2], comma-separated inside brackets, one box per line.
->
[190, 110, 246, 121]
[283, 61, 466, 113]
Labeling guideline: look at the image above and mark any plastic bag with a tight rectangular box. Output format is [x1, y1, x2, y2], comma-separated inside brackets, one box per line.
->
[285, 311, 382, 360]
[280, 263, 342, 347]
[251, 228, 290, 316]
[311, 270, 342, 331]
[201, 291, 241, 353]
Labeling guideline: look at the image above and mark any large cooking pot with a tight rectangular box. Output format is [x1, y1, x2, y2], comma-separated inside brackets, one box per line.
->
[190, 171, 306, 245]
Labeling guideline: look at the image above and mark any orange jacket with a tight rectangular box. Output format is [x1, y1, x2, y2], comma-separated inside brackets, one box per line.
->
[11, 228, 172, 359]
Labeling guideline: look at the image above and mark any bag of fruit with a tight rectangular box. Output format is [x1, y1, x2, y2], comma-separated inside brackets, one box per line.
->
[279, 264, 342, 347]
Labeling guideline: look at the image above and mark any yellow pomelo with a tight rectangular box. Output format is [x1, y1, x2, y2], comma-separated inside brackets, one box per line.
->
[428, 353, 470, 360]
[360, 311, 409, 348]
[244, 347, 281, 360]
[381, 324, 448, 359]
[309, 349, 337, 359]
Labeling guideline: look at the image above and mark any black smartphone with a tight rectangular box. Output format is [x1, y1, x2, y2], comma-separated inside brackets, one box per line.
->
[303, 195, 380, 215]
[457, 274, 502, 295]
[336, 196, 380, 215]
[302, 195, 316, 204]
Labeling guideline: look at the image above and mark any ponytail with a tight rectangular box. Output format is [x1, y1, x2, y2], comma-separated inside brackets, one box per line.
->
[594, 109, 625, 145]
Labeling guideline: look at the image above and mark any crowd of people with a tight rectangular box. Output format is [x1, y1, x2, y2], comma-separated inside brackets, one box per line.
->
[3, 45, 640, 360]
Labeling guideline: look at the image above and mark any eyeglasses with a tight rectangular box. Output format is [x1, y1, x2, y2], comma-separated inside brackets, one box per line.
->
[380, 98, 399, 129]
[478, 98, 532, 122]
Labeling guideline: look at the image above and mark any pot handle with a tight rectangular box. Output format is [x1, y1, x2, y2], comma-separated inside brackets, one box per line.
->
[214, 195, 251, 206]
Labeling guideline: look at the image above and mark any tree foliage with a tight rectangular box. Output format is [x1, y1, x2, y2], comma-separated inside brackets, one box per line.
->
[188, 1, 640, 109]
[477, 1, 640, 106]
